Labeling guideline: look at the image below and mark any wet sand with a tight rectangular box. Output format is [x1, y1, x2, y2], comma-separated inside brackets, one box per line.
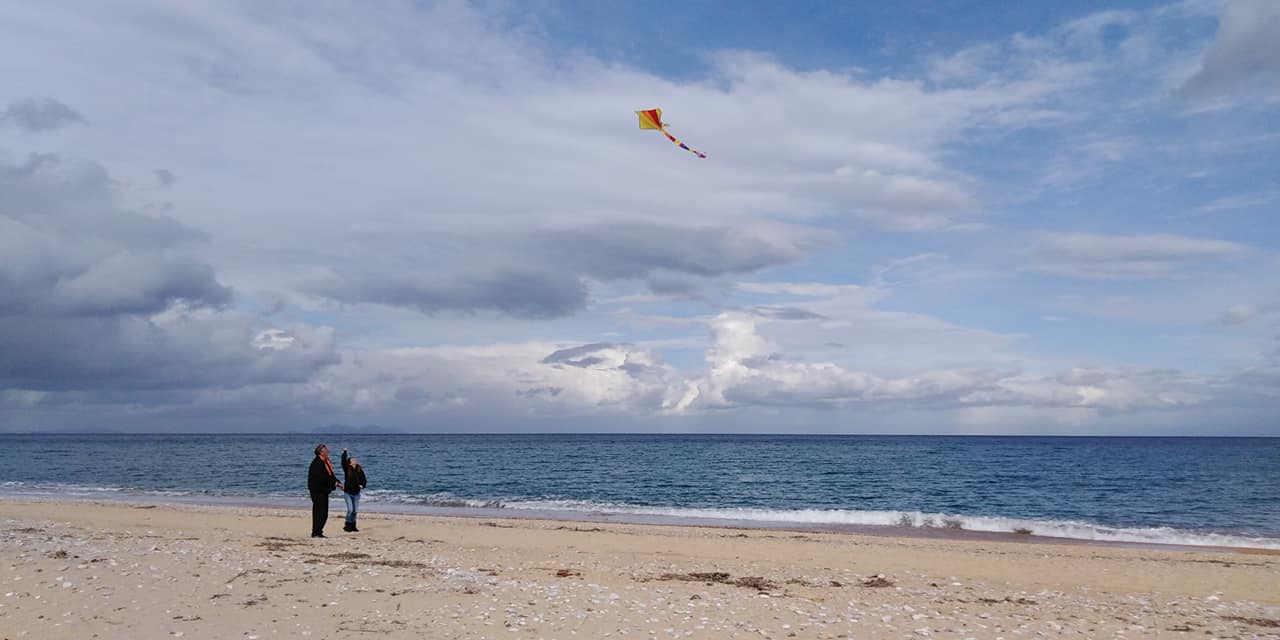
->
[1, 498, 1278, 639]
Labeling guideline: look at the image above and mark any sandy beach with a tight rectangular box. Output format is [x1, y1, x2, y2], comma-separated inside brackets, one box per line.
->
[1, 498, 1277, 639]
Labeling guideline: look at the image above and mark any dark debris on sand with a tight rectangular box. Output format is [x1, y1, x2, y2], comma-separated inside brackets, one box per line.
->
[1223, 615, 1280, 628]
[654, 571, 778, 591]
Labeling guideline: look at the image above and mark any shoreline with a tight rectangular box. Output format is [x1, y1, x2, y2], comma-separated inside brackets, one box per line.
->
[2, 498, 1278, 638]
[3, 490, 1277, 555]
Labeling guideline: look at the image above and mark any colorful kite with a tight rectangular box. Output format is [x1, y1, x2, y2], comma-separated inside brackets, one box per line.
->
[636, 108, 706, 158]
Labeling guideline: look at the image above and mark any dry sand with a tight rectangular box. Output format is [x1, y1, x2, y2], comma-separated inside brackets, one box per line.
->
[1, 498, 1277, 639]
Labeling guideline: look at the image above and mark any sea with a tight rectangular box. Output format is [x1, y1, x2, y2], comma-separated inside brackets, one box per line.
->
[2, 434, 1278, 550]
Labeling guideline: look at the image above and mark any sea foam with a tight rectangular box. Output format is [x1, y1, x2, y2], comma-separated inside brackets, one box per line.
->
[496, 499, 1280, 550]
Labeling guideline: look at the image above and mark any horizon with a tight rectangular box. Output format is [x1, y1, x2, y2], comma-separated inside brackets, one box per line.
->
[5, 430, 1276, 439]
[2, 0, 1278, 436]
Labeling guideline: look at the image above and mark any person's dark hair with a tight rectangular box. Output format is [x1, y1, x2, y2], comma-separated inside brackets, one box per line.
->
[314, 443, 327, 456]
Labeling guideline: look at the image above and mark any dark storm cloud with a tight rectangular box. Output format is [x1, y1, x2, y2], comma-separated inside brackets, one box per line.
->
[542, 342, 628, 367]
[307, 221, 818, 318]
[311, 268, 589, 318]
[0, 152, 337, 394]
[646, 274, 704, 297]
[750, 305, 827, 321]
[0, 315, 337, 391]
[1, 154, 204, 247]
[538, 222, 813, 280]
[0, 154, 228, 317]
[1, 97, 86, 132]
[26, 253, 228, 317]
[541, 342, 665, 380]
[0, 246, 189, 317]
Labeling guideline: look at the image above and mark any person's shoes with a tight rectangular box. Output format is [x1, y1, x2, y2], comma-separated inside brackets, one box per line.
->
[312, 533, 326, 538]
[343, 525, 354, 532]
[351, 526, 359, 532]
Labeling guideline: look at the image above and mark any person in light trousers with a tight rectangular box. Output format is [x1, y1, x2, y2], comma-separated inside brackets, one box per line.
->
[340, 448, 367, 532]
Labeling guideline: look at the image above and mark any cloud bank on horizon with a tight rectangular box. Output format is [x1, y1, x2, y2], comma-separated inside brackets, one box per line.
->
[1, 0, 1277, 434]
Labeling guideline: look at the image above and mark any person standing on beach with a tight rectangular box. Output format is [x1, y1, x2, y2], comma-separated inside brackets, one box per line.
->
[307, 444, 342, 538]
[340, 448, 367, 532]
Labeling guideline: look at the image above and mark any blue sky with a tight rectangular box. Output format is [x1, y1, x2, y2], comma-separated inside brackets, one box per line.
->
[0, 0, 1277, 434]
[519, 1, 1183, 78]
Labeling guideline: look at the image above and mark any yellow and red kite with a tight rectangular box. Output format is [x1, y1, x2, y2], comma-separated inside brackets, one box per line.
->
[635, 108, 706, 158]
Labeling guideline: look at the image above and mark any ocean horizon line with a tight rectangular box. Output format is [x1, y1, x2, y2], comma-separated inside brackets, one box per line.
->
[4, 431, 1279, 439]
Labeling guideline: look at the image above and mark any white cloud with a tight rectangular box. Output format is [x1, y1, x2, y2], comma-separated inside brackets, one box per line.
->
[1181, 0, 1280, 99]
[1221, 303, 1259, 324]
[293, 340, 681, 418]
[1199, 191, 1277, 213]
[1032, 232, 1249, 279]
[669, 313, 1212, 416]
[1219, 302, 1280, 325]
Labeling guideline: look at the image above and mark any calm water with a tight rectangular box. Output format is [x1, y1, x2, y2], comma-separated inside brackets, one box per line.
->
[2, 434, 1278, 548]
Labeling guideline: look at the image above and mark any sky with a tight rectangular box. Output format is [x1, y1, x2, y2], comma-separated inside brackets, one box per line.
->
[1, 0, 1278, 435]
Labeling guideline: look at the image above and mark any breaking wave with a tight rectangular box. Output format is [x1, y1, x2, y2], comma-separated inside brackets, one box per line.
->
[496, 499, 1280, 550]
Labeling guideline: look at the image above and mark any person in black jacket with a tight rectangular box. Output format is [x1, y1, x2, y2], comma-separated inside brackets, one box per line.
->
[340, 448, 367, 532]
[307, 444, 342, 538]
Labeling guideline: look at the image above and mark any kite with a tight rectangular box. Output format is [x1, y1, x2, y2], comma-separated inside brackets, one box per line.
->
[635, 108, 706, 158]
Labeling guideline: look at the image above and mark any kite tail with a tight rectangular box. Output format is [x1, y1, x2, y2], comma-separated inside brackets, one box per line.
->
[661, 127, 707, 159]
